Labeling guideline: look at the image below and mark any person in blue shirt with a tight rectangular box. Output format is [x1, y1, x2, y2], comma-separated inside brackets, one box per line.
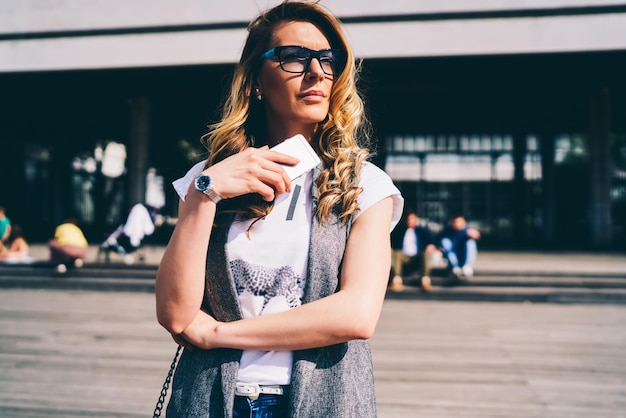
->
[390, 211, 436, 291]
[439, 214, 481, 279]
[0, 207, 11, 245]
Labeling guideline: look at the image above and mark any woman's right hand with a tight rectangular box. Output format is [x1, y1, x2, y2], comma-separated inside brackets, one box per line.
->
[180, 310, 222, 350]
[203, 146, 300, 202]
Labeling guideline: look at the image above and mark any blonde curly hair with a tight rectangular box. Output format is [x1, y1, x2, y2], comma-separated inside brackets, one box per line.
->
[204, 1, 371, 225]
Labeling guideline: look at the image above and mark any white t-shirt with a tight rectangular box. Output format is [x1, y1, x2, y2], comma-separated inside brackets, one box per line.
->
[173, 160, 404, 385]
[402, 228, 418, 256]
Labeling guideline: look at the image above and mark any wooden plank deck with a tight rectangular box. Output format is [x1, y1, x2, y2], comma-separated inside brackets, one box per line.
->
[0, 289, 625, 417]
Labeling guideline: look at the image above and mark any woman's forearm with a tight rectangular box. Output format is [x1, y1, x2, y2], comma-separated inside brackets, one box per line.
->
[156, 192, 217, 334]
[212, 287, 386, 350]
[183, 284, 387, 351]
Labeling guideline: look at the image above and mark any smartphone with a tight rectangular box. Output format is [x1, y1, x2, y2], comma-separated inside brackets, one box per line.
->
[271, 134, 321, 180]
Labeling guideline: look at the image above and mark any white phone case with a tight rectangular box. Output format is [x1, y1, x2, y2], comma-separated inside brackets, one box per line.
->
[271, 134, 321, 180]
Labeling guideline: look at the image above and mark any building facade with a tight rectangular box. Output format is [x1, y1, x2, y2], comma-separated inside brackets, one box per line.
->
[1, 0, 625, 248]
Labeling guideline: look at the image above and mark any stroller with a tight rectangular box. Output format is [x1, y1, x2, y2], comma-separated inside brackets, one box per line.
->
[98, 203, 161, 264]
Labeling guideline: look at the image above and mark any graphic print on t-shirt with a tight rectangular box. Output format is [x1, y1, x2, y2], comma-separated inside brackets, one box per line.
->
[231, 259, 304, 313]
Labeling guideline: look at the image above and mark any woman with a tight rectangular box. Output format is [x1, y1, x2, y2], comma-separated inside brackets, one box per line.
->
[156, 2, 403, 416]
[48, 219, 89, 273]
[0, 224, 30, 263]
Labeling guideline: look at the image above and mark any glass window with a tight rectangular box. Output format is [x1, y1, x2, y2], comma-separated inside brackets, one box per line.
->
[459, 135, 470, 152]
[493, 135, 503, 151]
[393, 135, 403, 152]
[404, 136, 416, 152]
[448, 135, 458, 152]
[503, 135, 513, 151]
[415, 136, 426, 152]
[481, 135, 492, 152]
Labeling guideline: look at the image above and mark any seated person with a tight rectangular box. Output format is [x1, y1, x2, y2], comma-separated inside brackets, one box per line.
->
[439, 214, 480, 279]
[99, 203, 160, 264]
[0, 224, 31, 263]
[0, 206, 11, 245]
[390, 211, 436, 291]
[48, 219, 88, 273]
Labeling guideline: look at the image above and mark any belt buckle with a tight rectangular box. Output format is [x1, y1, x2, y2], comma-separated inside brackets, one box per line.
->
[235, 382, 261, 400]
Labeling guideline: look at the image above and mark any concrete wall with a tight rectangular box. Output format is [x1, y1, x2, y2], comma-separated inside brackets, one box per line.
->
[1, 0, 626, 71]
[3, 0, 626, 31]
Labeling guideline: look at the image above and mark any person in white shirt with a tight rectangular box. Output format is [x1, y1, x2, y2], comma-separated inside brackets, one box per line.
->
[155, 2, 403, 416]
[390, 211, 437, 291]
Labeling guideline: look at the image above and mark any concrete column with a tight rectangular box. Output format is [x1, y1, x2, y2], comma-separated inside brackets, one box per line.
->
[589, 88, 613, 249]
[0, 140, 19, 209]
[127, 97, 150, 207]
[0, 141, 25, 229]
[51, 145, 73, 226]
[487, 152, 500, 242]
[540, 134, 556, 246]
[512, 134, 527, 247]
[416, 152, 426, 216]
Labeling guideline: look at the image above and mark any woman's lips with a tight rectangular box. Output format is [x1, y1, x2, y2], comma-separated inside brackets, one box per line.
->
[299, 90, 325, 101]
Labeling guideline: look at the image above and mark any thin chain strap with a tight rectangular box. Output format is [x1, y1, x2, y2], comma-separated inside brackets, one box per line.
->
[153, 345, 182, 418]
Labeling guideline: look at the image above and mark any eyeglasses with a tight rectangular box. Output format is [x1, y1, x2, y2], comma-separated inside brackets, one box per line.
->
[259, 45, 343, 76]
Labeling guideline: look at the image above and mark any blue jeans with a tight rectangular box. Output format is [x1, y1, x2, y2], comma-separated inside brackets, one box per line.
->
[441, 238, 477, 268]
[233, 394, 289, 418]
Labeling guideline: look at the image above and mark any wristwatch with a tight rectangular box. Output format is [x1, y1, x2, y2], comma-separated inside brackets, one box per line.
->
[194, 174, 222, 203]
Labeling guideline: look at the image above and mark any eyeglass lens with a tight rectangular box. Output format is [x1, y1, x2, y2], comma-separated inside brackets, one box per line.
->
[278, 47, 338, 76]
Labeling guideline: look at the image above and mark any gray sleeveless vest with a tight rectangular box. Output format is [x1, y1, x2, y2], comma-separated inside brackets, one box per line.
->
[167, 169, 377, 417]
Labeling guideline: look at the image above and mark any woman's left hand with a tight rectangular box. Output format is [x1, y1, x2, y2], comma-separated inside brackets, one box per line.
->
[180, 310, 222, 350]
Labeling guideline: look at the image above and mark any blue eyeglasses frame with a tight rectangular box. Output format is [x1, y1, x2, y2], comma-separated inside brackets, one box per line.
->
[258, 45, 343, 76]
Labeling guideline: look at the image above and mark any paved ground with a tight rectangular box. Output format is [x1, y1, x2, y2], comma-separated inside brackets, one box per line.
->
[0, 288, 625, 417]
[0, 245, 624, 415]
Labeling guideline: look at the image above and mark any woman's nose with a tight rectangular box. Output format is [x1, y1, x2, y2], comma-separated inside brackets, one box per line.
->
[305, 57, 325, 80]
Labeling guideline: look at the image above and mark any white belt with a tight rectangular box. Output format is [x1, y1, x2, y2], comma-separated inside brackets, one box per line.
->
[235, 382, 286, 400]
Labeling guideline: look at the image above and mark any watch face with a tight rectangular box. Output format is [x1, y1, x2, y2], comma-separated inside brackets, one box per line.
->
[195, 175, 211, 191]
